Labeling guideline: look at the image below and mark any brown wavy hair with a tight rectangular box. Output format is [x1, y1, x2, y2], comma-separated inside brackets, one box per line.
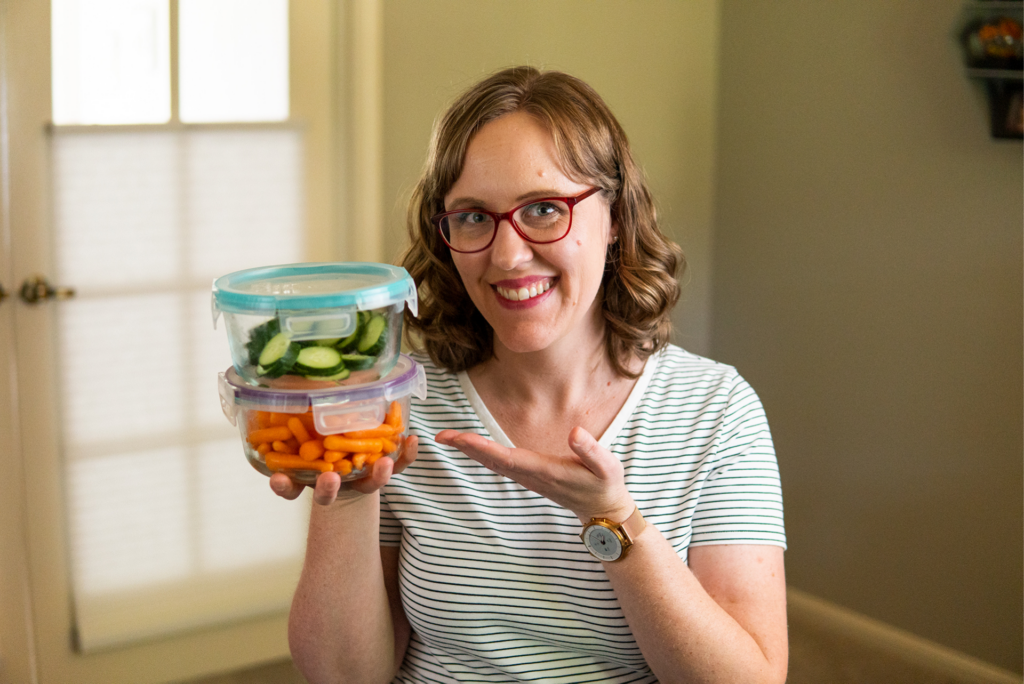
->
[400, 66, 683, 379]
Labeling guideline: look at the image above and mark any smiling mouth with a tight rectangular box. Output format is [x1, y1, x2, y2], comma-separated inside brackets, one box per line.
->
[495, 280, 553, 302]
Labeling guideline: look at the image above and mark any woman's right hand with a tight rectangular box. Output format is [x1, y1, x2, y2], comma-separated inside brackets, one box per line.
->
[268, 434, 419, 505]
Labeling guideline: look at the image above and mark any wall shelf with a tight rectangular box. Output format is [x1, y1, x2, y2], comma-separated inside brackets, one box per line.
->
[959, 1, 1023, 138]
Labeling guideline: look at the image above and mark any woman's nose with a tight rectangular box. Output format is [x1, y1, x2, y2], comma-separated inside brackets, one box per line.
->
[489, 217, 533, 269]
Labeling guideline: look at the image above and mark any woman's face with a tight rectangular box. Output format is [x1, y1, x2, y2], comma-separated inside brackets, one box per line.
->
[444, 111, 616, 357]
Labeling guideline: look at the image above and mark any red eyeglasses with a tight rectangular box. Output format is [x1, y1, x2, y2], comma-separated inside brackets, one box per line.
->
[431, 187, 601, 253]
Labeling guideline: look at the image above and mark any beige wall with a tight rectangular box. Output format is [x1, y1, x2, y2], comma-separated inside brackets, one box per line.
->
[712, 0, 1023, 674]
[380, 0, 720, 356]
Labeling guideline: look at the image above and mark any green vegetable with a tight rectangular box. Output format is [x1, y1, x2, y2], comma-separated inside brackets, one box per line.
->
[357, 314, 387, 355]
[256, 332, 300, 378]
[245, 318, 281, 365]
[292, 346, 346, 376]
[340, 353, 375, 371]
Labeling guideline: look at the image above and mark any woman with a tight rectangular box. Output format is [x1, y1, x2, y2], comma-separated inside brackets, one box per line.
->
[271, 66, 788, 684]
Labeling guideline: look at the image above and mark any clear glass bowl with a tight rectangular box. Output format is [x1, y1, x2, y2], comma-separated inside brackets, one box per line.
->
[219, 354, 426, 484]
[212, 262, 418, 388]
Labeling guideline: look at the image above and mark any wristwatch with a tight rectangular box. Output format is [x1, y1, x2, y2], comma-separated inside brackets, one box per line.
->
[580, 506, 646, 562]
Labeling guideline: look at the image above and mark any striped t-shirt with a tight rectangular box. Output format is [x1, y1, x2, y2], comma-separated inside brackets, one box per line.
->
[379, 344, 785, 683]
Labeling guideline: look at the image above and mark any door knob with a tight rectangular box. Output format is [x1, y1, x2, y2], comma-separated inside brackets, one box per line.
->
[19, 275, 76, 304]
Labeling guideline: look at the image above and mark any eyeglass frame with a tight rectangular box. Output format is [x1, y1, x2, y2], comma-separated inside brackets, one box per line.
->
[431, 186, 603, 254]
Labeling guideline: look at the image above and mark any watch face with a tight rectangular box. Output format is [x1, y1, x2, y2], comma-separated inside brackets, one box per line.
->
[583, 523, 623, 562]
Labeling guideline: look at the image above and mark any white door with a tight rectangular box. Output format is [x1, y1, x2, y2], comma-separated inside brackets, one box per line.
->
[0, 1, 379, 682]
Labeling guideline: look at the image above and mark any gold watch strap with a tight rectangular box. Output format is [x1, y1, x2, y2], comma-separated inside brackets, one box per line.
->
[620, 506, 646, 543]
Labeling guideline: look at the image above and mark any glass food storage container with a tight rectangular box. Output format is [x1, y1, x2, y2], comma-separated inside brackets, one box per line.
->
[218, 354, 427, 485]
[212, 262, 417, 388]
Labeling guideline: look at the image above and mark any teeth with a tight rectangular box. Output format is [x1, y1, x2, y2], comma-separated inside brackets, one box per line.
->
[498, 280, 551, 301]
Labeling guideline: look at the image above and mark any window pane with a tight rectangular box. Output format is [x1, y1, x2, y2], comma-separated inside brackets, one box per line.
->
[52, 130, 180, 289]
[196, 439, 307, 572]
[51, 0, 171, 125]
[184, 128, 304, 279]
[67, 447, 192, 595]
[58, 293, 187, 444]
[178, 0, 289, 123]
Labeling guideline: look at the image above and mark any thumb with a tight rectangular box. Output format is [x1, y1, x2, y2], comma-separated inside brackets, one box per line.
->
[568, 426, 618, 480]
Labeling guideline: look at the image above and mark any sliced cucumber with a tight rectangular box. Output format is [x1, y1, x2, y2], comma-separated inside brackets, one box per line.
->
[293, 345, 346, 376]
[306, 368, 350, 382]
[337, 312, 367, 351]
[256, 332, 300, 378]
[245, 318, 281, 365]
[314, 337, 342, 347]
[340, 353, 376, 371]
[337, 327, 361, 351]
[357, 314, 387, 355]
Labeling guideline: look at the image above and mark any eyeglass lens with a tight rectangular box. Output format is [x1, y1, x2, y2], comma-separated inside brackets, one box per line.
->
[440, 199, 573, 252]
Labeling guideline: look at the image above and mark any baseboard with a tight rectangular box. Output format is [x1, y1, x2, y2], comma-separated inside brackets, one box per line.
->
[787, 587, 1022, 684]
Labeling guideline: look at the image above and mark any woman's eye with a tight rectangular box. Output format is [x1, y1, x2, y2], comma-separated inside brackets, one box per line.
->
[525, 202, 558, 217]
[455, 212, 488, 225]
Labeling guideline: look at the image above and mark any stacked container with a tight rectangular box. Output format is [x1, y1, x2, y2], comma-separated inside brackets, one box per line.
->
[213, 262, 425, 483]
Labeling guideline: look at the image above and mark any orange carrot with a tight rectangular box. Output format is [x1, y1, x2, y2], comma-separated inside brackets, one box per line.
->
[272, 439, 297, 455]
[248, 425, 293, 445]
[333, 459, 353, 476]
[299, 439, 325, 461]
[256, 442, 271, 456]
[254, 411, 274, 430]
[365, 451, 383, 466]
[323, 450, 347, 463]
[342, 423, 397, 439]
[350, 452, 369, 471]
[265, 452, 332, 473]
[288, 417, 312, 444]
[384, 401, 403, 430]
[269, 412, 291, 426]
[381, 437, 398, 454]
[297, 413, 317, 434]
[323, 436, 385, 453]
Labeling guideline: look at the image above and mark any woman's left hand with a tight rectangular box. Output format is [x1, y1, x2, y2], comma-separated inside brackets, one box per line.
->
[434, 426, 635, 523]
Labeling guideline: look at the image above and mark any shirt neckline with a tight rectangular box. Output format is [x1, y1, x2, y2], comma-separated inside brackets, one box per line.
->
[457, 349, 661, 451]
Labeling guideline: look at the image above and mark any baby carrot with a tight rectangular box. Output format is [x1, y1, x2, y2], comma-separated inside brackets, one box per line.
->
[350, 452, 369, 471]
[299, 439, 325, 461]
[322, 436, 384, 453]
[381, 437, 398, 454]
[333, 459, 353, 476]
[272, 439, 297, 455]
[297, 413, 317, 434]
[265, 452, 332, 473]
[248, 425, 293, 445]
[256, 442, 271, 456]
[384, 401, 403, 430]
[288, 417, 312, 444]
[322, 450, 347, 463]
[269, 412, 291, 426]
[365, 451, 383, 467]
[342, 423, 397, 439]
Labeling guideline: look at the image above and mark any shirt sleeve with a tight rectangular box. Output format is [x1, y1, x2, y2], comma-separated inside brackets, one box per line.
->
[689, 373, 787, 549]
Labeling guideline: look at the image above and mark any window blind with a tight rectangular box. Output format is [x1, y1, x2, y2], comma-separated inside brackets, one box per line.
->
[51, 126, 310, 651]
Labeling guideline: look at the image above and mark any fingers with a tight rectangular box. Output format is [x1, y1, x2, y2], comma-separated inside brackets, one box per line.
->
[269, 472, 306, 500]
[312, 471, 344, 505]
[348, 456, 394, 494]
[568, 426, 620, 481]
[393, 434, 419, 475]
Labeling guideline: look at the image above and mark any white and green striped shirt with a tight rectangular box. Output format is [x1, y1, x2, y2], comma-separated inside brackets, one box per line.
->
[380, 345, 785, 683]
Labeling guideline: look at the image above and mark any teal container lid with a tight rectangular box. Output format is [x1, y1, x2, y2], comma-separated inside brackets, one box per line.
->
[211, 262, 418, 319]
